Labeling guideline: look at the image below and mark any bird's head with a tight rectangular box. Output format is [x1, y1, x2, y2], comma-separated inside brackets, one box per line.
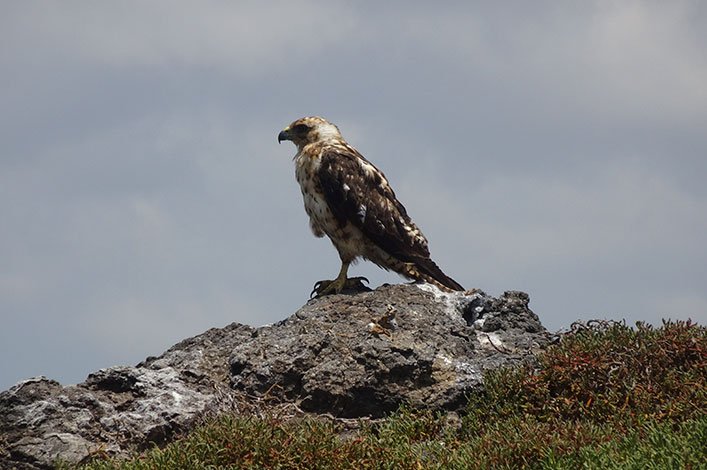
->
[278, 116, 342, 149]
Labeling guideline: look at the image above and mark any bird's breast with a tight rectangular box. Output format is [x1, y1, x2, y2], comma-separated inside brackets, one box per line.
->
[294, 152, 334, 236]
[294, 151, 368, 260]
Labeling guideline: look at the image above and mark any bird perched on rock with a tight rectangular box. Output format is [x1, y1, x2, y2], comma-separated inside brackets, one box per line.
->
[278, 116, 464, 296]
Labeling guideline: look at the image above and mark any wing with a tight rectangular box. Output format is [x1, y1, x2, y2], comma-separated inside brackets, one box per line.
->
[317, 147, 431, 262]
[318, 146, 464, 291]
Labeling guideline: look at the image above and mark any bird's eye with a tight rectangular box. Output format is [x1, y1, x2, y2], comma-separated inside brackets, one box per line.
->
[292, 124, 310, 134]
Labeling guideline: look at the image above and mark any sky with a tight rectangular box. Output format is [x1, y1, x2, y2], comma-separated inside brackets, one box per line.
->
[2, 1, 706, 391]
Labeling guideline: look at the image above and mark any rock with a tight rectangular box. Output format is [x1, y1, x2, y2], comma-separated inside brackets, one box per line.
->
[0, 283, 549, 469]
[0, 323, 254, 469]
[229, 284, 549, 417]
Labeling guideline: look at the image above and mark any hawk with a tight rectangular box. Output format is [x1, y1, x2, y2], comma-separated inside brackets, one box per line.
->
[278, 116, 464, 296]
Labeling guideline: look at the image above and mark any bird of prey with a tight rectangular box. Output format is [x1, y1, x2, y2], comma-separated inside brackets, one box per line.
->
[278, 116, 464, 296]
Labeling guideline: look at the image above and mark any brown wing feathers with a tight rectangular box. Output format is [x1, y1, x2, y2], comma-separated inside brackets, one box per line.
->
[318, 150, 464, 291]
[410, 257, 465, 291]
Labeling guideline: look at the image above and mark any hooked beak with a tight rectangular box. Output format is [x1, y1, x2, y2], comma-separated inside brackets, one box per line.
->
[278, 128, 291, 144]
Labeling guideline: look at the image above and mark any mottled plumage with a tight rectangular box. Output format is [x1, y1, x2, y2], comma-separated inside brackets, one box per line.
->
[278, 116, 463, 295]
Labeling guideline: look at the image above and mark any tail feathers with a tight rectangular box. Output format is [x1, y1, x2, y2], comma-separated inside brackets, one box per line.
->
[413, 258, 465, 291]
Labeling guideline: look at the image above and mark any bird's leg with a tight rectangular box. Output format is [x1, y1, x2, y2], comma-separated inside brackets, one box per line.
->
[310, 261, 369, 297]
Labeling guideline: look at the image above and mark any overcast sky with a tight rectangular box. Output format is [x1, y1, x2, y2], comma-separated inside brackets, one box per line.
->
[2, 1, 706, 391]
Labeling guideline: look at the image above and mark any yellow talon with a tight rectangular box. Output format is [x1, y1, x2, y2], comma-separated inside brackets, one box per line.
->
[310, 276, 369, 298]
[310, 261, 370, 297]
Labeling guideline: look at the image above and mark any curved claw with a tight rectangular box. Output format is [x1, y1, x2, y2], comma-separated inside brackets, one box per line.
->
[310, 281, 327, 298]
[310, 279, 338, 298]
[350, 276, 369, 285]
[309, 276, 371, 298]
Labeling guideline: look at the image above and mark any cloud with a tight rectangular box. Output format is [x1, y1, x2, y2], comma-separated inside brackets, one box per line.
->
[388, 2, 707, 127]
[402, 151, 707, 271]
[77, 289, 267, 358]
[394, 146, 707, 331]
[2, 1, 357, 74]
[1, 1, 705, 390]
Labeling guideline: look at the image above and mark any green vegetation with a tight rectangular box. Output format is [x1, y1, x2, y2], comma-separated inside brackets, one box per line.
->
[74, 320, 706, 469]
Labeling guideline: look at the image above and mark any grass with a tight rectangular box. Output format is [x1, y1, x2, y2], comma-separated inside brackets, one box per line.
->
[71, 320, 706, 469]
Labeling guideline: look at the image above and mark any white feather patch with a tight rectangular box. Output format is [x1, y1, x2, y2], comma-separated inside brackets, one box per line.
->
[357, 204, 367, 222]
[360, 161, 377, 177]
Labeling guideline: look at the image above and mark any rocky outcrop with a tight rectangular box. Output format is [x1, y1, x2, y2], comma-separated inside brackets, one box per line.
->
[1, 283, 549, 469]
[230, 284, 548, 417]
[0, 323, 254, 469]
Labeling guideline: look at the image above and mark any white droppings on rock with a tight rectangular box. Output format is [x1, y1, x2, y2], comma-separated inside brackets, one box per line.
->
[453, 361, 482, 382]
[437, 353, 454, 366]
[416, 283, 460, 317]
[171, 390, 182, 405]
[415, 282, 476, 322]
